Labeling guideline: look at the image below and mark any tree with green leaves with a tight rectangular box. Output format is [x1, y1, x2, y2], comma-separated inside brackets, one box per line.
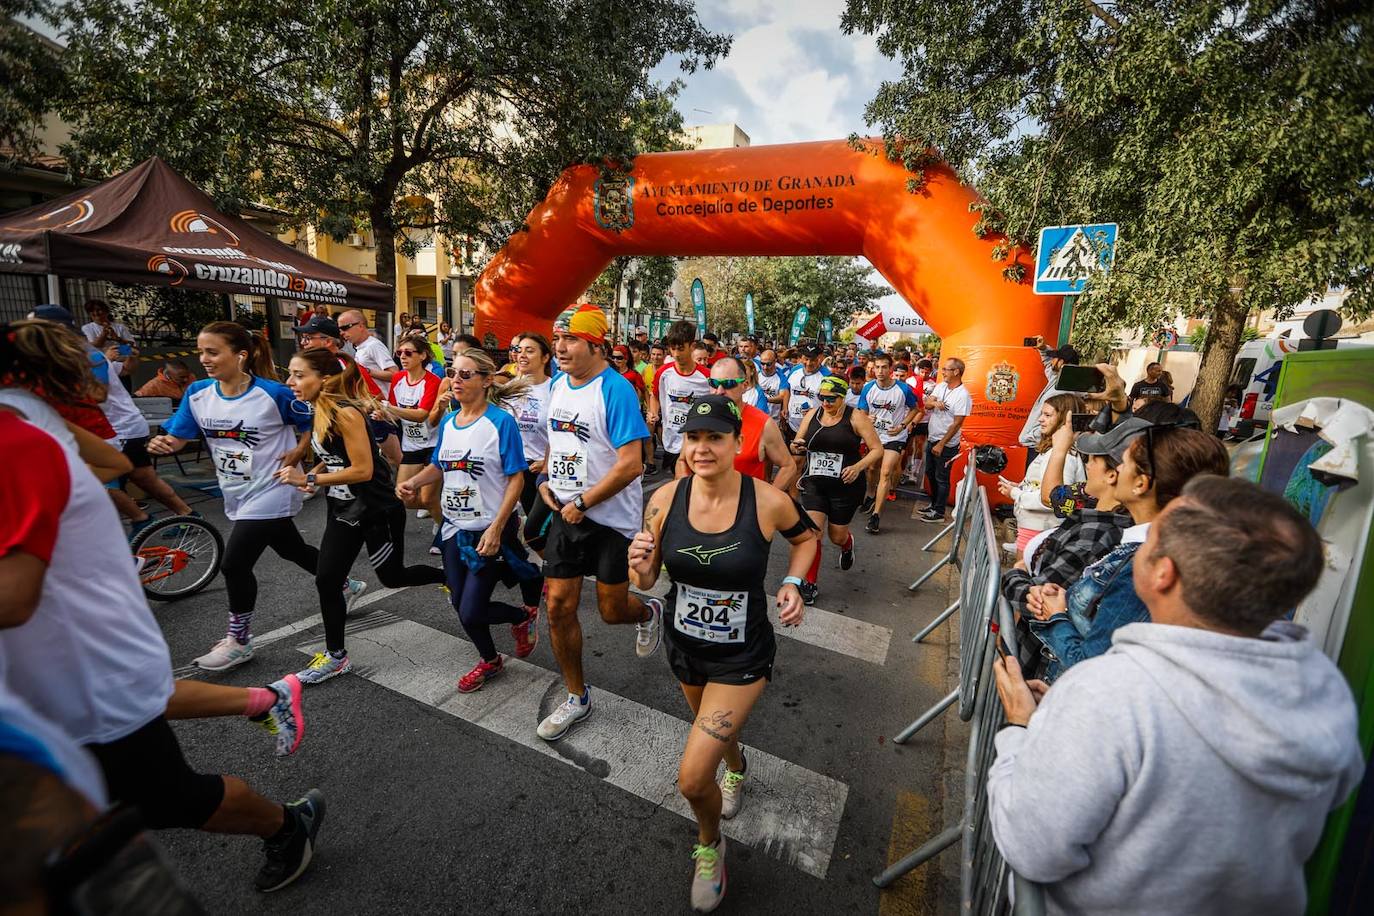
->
[680, 255, 888, 342]
[57, 0, 728, 301]
[844, 0, 1374, 432]
[1, 0, 66, 161]
[586, 254, 678, 338]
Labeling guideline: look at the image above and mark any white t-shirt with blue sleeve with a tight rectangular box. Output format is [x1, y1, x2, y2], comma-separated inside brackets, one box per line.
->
[546, 365, 649, 539]
[431, 403, 527, 537]
[858, 379, 920, 444]
[163, 377, 312, 521]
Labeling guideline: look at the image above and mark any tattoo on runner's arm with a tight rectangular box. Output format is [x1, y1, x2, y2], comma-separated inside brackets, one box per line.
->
[696, 710, 735, 742]
[644, 504, 661, 531]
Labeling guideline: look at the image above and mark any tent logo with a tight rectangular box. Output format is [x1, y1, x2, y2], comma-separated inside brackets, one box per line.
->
[148, 255, 189, 286]
[32, 198, 95, 229]
[170, 210, 240, 247]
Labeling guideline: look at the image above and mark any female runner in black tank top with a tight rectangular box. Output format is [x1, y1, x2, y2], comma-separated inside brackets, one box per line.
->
[275, 350, 445, 686]
[789, 375, 883, 603]
[628, 396, 817, 914]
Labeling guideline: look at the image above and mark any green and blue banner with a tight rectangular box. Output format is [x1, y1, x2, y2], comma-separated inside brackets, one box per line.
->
[821, 317, 833, 342]
[691, 278, 707, 333]
[745, 293, 756, 335]
[788, 305, 810, 346]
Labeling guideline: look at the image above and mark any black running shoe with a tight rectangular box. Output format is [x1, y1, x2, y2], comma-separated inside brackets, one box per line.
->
[919, 508, 946, 523]
[859, 495, 876, 515]
[799, 581, 819, 606]
[840, 542, 855, 570]
[865, 514, 880, 535]
[644, 463, 658, 477]
[256, 789, 325, 893]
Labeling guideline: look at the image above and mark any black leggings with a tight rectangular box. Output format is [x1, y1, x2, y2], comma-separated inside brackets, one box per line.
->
[441, 519, 541, 661]
[221, 517, 318, 613]
[315, 505, 446, 653]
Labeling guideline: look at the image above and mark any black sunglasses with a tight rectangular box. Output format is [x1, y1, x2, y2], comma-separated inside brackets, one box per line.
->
[338, 321, 361, 332]
[818, 394, 842, 403]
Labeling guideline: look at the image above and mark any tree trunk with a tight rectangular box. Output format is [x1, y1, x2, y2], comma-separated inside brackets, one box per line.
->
[371, 205, 400, 314]
[1191, 292, 1247, 435]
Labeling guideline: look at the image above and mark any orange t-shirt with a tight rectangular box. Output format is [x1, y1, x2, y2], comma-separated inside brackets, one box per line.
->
[736, 404, 770, 480]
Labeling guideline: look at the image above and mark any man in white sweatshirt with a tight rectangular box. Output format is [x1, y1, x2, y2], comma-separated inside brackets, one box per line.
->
[988, 474, 1364, 915]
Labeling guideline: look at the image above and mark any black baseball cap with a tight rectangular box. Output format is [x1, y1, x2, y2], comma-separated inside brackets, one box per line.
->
[800, 343, 822, 358]
[293, 315, 341, 338]
[1046, 344, 1081, 363]
[29, 304, 76, 326]
[681, 395, 742, 435]
[1075, 416, 1152, 463]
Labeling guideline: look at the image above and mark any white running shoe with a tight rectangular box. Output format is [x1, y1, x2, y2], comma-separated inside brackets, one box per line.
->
[536, 691, 592, 741]
[416, 508, 431, 519]
[342, 578, 368, 614]
[636, 597, 664, 658]
[719, 763, 747, 820]
[690, 836, 727, 912]
[195, 636, 253, 671]
[295, 652, 351, 686]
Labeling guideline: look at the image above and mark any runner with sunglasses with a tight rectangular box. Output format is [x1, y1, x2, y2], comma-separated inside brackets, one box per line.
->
[272, 351, 445, 685]
[628, 395, 816, 913]
[673, 357, 796, 491]
[755, 349, 790, 427]
[397, 348, 542, 692]
[388, 333, 447, 524]
[790, 376, 883, 604]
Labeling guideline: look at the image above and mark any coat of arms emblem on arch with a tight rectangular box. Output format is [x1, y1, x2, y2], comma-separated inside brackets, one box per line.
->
[593, 174, 634, 232]
[985, 360, 1020, 405]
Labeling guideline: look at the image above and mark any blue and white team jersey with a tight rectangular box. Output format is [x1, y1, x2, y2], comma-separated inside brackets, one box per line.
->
[859, 380, 920, 444]
[163, 377, 312, 521]
[503, 377, 552, 464]
[431, 404, 526, 538]
[785, 366, 831, 428]
[756, 369, 789, 421]
[546, 366, 650, 539]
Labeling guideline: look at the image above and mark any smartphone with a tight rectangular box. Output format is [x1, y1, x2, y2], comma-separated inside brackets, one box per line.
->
[1057, 364, 1106, 393]
[117, 343, 133, 357]
[989, 620, 1011, 660]
[1022, 336, 1039, 347]
[1070, 412, 1094, 432]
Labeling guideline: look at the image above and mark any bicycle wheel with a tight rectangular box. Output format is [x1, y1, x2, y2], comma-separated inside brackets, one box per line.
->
[131, 515, 224, 601]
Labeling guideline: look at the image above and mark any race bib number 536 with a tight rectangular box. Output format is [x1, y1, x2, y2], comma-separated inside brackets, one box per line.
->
[549, 451, 585, 488]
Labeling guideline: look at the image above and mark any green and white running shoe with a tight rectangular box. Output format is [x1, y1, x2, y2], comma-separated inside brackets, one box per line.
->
[719, 763, 747, 820]
[295, 652, 351, 686]
[342, 578, 368, 614]
[690, 836, 727, 913]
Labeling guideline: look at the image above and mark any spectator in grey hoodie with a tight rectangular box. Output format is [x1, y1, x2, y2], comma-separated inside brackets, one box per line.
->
[988, 474, 1364, 915]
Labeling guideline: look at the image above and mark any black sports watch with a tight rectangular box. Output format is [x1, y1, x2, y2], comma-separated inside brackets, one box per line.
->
[305, 472, 317, 487]
[573, 495, 588, 512]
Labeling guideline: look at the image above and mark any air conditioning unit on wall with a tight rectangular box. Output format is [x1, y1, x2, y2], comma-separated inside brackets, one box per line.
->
[346, 233, 366, 248]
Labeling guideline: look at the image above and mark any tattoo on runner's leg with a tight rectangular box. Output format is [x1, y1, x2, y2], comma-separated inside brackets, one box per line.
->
[696, 710, 735, 742]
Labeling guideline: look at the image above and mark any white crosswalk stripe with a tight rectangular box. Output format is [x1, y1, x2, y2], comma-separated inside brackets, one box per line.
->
[295, 617, 848, 879]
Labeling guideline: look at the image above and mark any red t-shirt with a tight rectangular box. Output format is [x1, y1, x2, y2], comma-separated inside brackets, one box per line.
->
[736, 404, 770, 480]
[0, 412, 68, 563]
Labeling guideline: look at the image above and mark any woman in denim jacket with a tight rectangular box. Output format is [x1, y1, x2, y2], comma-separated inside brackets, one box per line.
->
[1028, 421, 1230, 682]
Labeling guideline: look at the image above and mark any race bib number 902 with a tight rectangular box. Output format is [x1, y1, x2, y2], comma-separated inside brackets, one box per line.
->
[807, 450, 843, 479]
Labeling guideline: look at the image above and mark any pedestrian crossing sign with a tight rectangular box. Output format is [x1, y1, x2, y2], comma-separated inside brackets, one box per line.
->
[1034, 223, 1118, 295]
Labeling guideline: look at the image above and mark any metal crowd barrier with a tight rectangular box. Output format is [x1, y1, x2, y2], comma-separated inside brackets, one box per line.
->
[878, 595, 1046, 914]
[908, 447, 978, 594]
[894, 484, 1000, 744]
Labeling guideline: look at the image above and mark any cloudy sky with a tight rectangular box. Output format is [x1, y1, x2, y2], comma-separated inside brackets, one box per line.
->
[652, 0, 913, 320]
[652, 0, 902, 145]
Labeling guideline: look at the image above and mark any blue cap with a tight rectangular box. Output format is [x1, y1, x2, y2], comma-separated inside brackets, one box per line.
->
[29, 304, 76, 326]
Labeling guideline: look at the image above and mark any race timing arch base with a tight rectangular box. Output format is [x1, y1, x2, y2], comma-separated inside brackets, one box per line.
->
[473, 138, 1060, 472]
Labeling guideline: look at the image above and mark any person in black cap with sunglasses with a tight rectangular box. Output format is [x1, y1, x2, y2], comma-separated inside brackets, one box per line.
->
[628, 395, 817, 914]
[789, 376, 883, 603]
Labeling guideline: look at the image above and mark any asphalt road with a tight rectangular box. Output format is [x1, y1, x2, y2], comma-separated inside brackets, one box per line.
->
[145, 465, 963, 915]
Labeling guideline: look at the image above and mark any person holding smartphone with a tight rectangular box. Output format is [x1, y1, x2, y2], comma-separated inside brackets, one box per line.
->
[1016, 338, 1078, 449]
[997, 393, 1086, 557]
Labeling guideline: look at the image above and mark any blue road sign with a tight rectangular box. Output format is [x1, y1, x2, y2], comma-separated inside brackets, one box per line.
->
[1034, 223, 1118, 295]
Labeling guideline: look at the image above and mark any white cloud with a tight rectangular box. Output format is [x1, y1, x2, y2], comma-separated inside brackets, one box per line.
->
[656, 0, 902, 146]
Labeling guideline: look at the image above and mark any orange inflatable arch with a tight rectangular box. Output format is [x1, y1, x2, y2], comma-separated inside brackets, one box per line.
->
[474, 138, 1059, 462]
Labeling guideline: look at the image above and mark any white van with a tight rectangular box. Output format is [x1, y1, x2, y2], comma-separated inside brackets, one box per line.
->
[1230, 336, 1371, 427]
